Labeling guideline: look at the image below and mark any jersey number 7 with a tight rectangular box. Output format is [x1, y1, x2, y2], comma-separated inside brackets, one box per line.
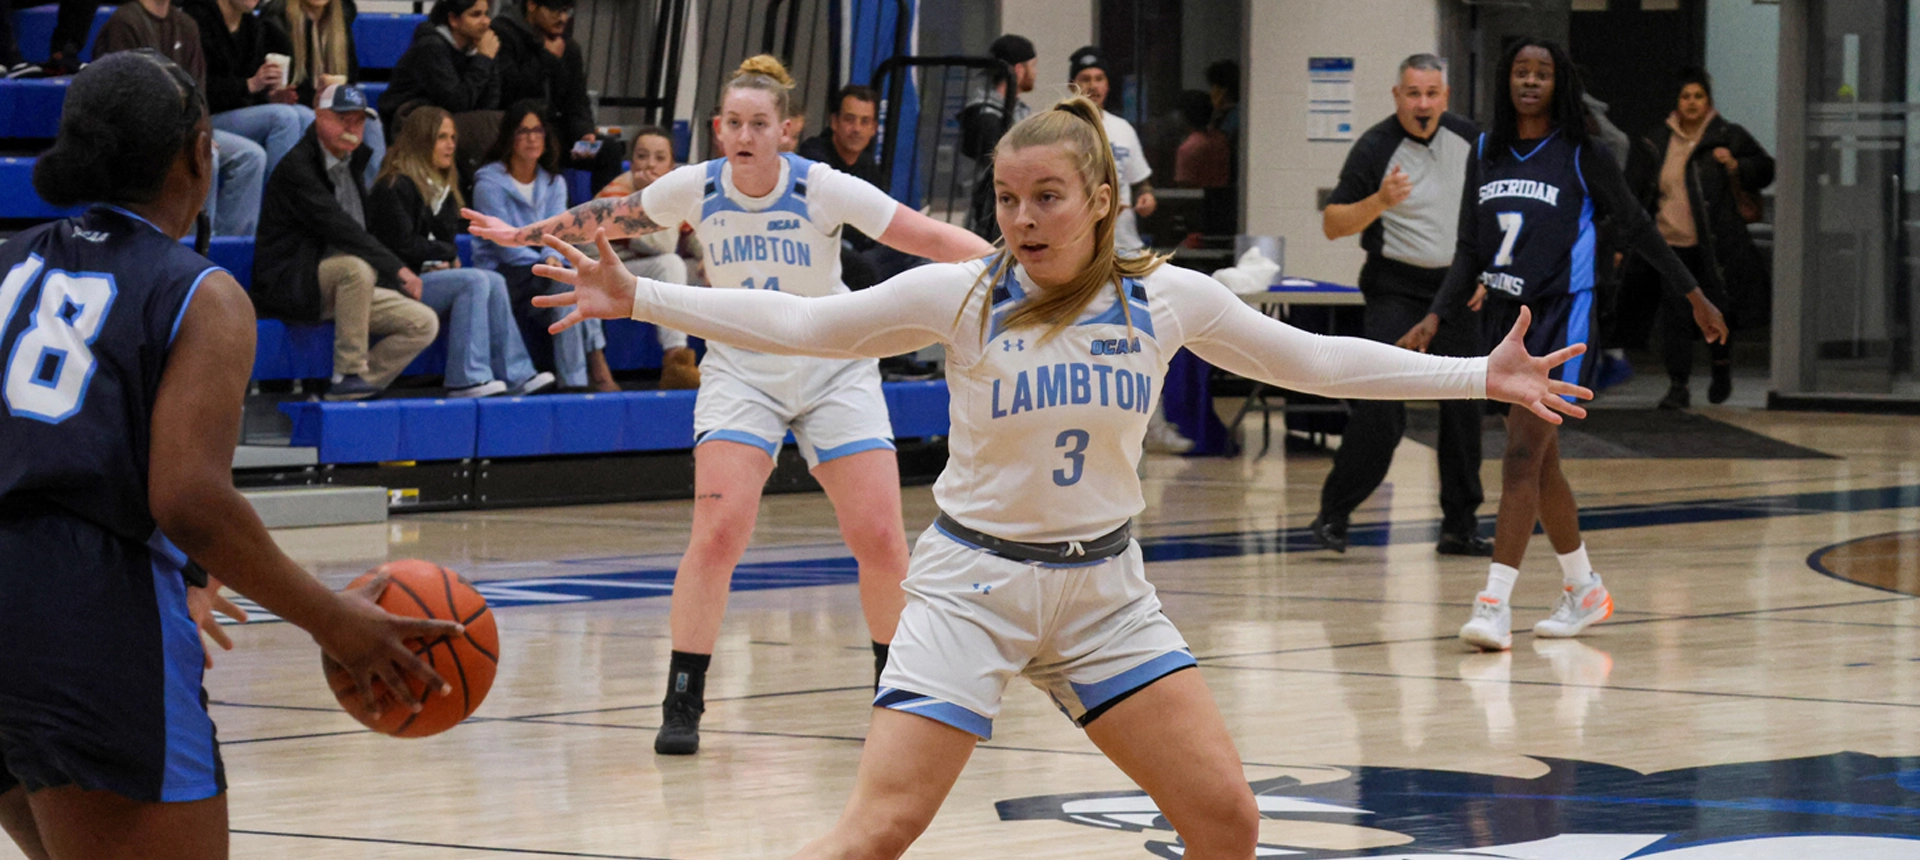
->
[1493, 212, 1524, 267]
[0, 257, 118, 424]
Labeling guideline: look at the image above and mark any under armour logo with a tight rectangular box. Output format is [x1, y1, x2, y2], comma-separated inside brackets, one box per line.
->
[971, 583, 993, 594]
[1002, 339, 1025, 352]
[673, 672, 688, 693]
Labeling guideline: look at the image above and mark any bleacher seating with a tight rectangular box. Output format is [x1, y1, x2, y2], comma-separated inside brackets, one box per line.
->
[282, 380, 952, 464]
[8, 4, 422, 69]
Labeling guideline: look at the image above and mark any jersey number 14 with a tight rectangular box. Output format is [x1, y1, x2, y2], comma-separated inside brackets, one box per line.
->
[0, 257, 118, 424]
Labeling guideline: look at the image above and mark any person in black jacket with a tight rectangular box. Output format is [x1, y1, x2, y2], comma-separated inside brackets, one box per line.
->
[379, 0, 501, 183]
[183, 0, 310, 174]
[255, 84, 438, 401]
[492, 0, 622, 193]
[368, 105, 552, 397]
[1624, 67, 1774, 408]
[260, 0, 383, 182]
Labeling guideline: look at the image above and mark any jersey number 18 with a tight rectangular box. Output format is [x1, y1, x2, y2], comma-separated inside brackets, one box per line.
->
[0, 257, 118, 424]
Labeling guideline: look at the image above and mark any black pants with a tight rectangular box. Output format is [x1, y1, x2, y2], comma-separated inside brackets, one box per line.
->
[1318, 261, 1485, 536]
[1657, 245, 1732, 384]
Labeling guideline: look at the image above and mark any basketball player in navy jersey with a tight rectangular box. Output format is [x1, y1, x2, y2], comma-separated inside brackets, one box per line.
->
[1401, 39, 1728, 651]
[0, 51, 460, 860]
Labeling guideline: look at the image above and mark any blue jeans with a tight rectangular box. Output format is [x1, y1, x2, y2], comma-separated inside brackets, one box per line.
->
[418, 267, 537, 389]
[211, 103, 314, 177]
[204, 130, 265, 236]
[497, 263, 605, 388]
[362, 114, 387, 188]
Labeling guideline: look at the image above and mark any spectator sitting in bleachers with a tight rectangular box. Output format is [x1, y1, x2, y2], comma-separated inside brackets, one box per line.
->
[255, 83, 439, 401]
[183, 0, 312, 176]
[797, 85, 880, 185]
[261, 0, 383, 183]
[369, 105, 554, 398]
[95, 0, 267, 236]
[0, 0, 47, 78]
[595, 126, 700, 390]
[472, 100, 617, 392]
[491, 0, 622, 194]
[39, 0, 113, 76]
[380, 0, 501, 185]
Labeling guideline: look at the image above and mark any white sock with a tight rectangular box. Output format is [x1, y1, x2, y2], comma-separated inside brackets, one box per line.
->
[1483, 563, 1519, 603]
[1557, 543, 1595, 589]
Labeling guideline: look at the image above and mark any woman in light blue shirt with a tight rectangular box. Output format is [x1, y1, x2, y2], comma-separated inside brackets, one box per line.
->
[471, 100, 616, 391]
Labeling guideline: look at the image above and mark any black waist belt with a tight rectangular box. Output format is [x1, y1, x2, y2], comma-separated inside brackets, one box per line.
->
[935, 512, 1132, 565]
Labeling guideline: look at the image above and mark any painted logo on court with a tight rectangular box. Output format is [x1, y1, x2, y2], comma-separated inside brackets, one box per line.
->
[995, 751, 1920, 857]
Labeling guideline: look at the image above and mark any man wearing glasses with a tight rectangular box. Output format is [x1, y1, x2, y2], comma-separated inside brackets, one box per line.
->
[493, 0, 624, 193]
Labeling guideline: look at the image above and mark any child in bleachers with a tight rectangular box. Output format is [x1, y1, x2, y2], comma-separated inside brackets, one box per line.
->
[370, 105, 553, 398]
[595, 127, 701, 390]
[472, 100, 617, 392]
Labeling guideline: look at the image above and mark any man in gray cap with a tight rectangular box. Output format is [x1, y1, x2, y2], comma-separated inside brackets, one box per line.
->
[254, 84, 438, 401]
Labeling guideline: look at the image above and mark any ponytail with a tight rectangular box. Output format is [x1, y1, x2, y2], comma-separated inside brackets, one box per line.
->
[720, 54, 795, 118]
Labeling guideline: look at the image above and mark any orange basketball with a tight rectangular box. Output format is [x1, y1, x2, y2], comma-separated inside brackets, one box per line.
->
[323, 559, 499, 738]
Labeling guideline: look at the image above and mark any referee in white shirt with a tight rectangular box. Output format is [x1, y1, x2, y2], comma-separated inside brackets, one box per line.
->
[1310, 54, 1489, 556]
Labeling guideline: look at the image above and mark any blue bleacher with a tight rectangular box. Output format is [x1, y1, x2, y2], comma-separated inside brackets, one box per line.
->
[9, 4, 420, 69]
[282, 381, 952, 464]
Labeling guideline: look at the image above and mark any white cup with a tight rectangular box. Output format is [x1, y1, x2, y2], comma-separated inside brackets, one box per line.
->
[265, 52, 291, 83]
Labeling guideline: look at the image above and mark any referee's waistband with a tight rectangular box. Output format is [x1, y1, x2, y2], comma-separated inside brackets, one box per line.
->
[934, 512, 1132, 566]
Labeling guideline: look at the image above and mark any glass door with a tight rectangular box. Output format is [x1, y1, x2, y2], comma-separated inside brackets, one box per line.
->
[1803, 0, 1918, 397]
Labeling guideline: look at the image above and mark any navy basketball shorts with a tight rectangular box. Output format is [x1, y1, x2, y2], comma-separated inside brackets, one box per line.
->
[1483, 290, 1599, 401]
[0, 514, 224, 803]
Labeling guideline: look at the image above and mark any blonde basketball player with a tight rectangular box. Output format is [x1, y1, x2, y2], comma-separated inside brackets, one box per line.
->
[526, 95, 1589, 858]
[465, 56, 993, 755]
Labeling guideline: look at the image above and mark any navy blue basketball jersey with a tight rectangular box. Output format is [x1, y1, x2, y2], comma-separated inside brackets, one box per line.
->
[0, 205, 220, 545]
[1469, 131, 1595, 303]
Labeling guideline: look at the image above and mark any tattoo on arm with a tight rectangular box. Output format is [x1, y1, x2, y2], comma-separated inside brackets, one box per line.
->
[517, 192, 666, 244]
[695, 493, 723, 502]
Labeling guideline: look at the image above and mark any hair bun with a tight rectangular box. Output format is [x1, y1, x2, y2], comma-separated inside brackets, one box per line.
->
[734, 54, 794, 88]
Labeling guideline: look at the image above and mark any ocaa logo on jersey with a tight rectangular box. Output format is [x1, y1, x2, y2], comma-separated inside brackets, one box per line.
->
[767, 219, 801, 231]
[995, 751, 1920, 858]
[1091, 337, 1143, 356]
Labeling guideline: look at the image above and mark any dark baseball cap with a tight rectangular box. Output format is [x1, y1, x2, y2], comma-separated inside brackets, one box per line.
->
[1068, 45, 1107, 81]
[989, 34, 1036, 66]
[316, 83, 377, 118]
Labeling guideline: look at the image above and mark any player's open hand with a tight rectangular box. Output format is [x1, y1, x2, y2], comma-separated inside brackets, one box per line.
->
[1486, 305, 1592, 424]
[188, 576, 248, 669]
[531, 232, 638, 334]
[316, 573, 464, 720]
[463, 209, 532, 247]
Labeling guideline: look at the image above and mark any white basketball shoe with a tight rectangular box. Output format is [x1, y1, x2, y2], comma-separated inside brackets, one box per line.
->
[1533, 574, 1614, 638]
[1458, 592, 1512, 651]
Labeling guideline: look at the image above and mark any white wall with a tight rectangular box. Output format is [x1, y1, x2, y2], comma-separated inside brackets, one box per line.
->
[1243, 0, 1442, 284]
[1706, 0, 1780, 154]
[1000, 0, 1095, 108]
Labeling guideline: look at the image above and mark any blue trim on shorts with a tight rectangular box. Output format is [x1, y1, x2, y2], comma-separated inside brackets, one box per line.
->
[875, 687, 993, 740]
[930, 521, 1114, 569]
[1560, 290, 1594, 402]
[812, 437, 895, 465]
[149, 534, 220, 802]
[1069, 649, 1197, 713]
[695, 428, 780, 458]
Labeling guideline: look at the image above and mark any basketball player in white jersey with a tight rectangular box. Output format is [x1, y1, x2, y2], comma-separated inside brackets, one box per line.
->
[466, 55, 994, 756]
[525, 95, 1589, 858]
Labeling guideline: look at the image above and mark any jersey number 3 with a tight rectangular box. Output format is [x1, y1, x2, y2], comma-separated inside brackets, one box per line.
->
[1493, 212, 1525, 267]
[0, 257, 118, 424]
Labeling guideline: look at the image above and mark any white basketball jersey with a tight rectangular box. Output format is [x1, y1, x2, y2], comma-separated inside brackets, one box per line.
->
[642, 153, 898, 376]
[936, 262, 1166, 543]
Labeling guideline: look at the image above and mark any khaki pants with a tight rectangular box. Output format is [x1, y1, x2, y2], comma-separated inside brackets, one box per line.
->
[318, 255, 439, 388]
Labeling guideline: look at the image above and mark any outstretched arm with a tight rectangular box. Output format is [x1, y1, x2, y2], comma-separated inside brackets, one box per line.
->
[529, 233, 957, 359]
[1174, 273, 1588, 423]
[463, 191, 670, 247]
[875, 204, 996, 262]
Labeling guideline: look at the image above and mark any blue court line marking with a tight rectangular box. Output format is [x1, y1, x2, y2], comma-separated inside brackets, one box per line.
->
[227, 484, 1920, 624]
